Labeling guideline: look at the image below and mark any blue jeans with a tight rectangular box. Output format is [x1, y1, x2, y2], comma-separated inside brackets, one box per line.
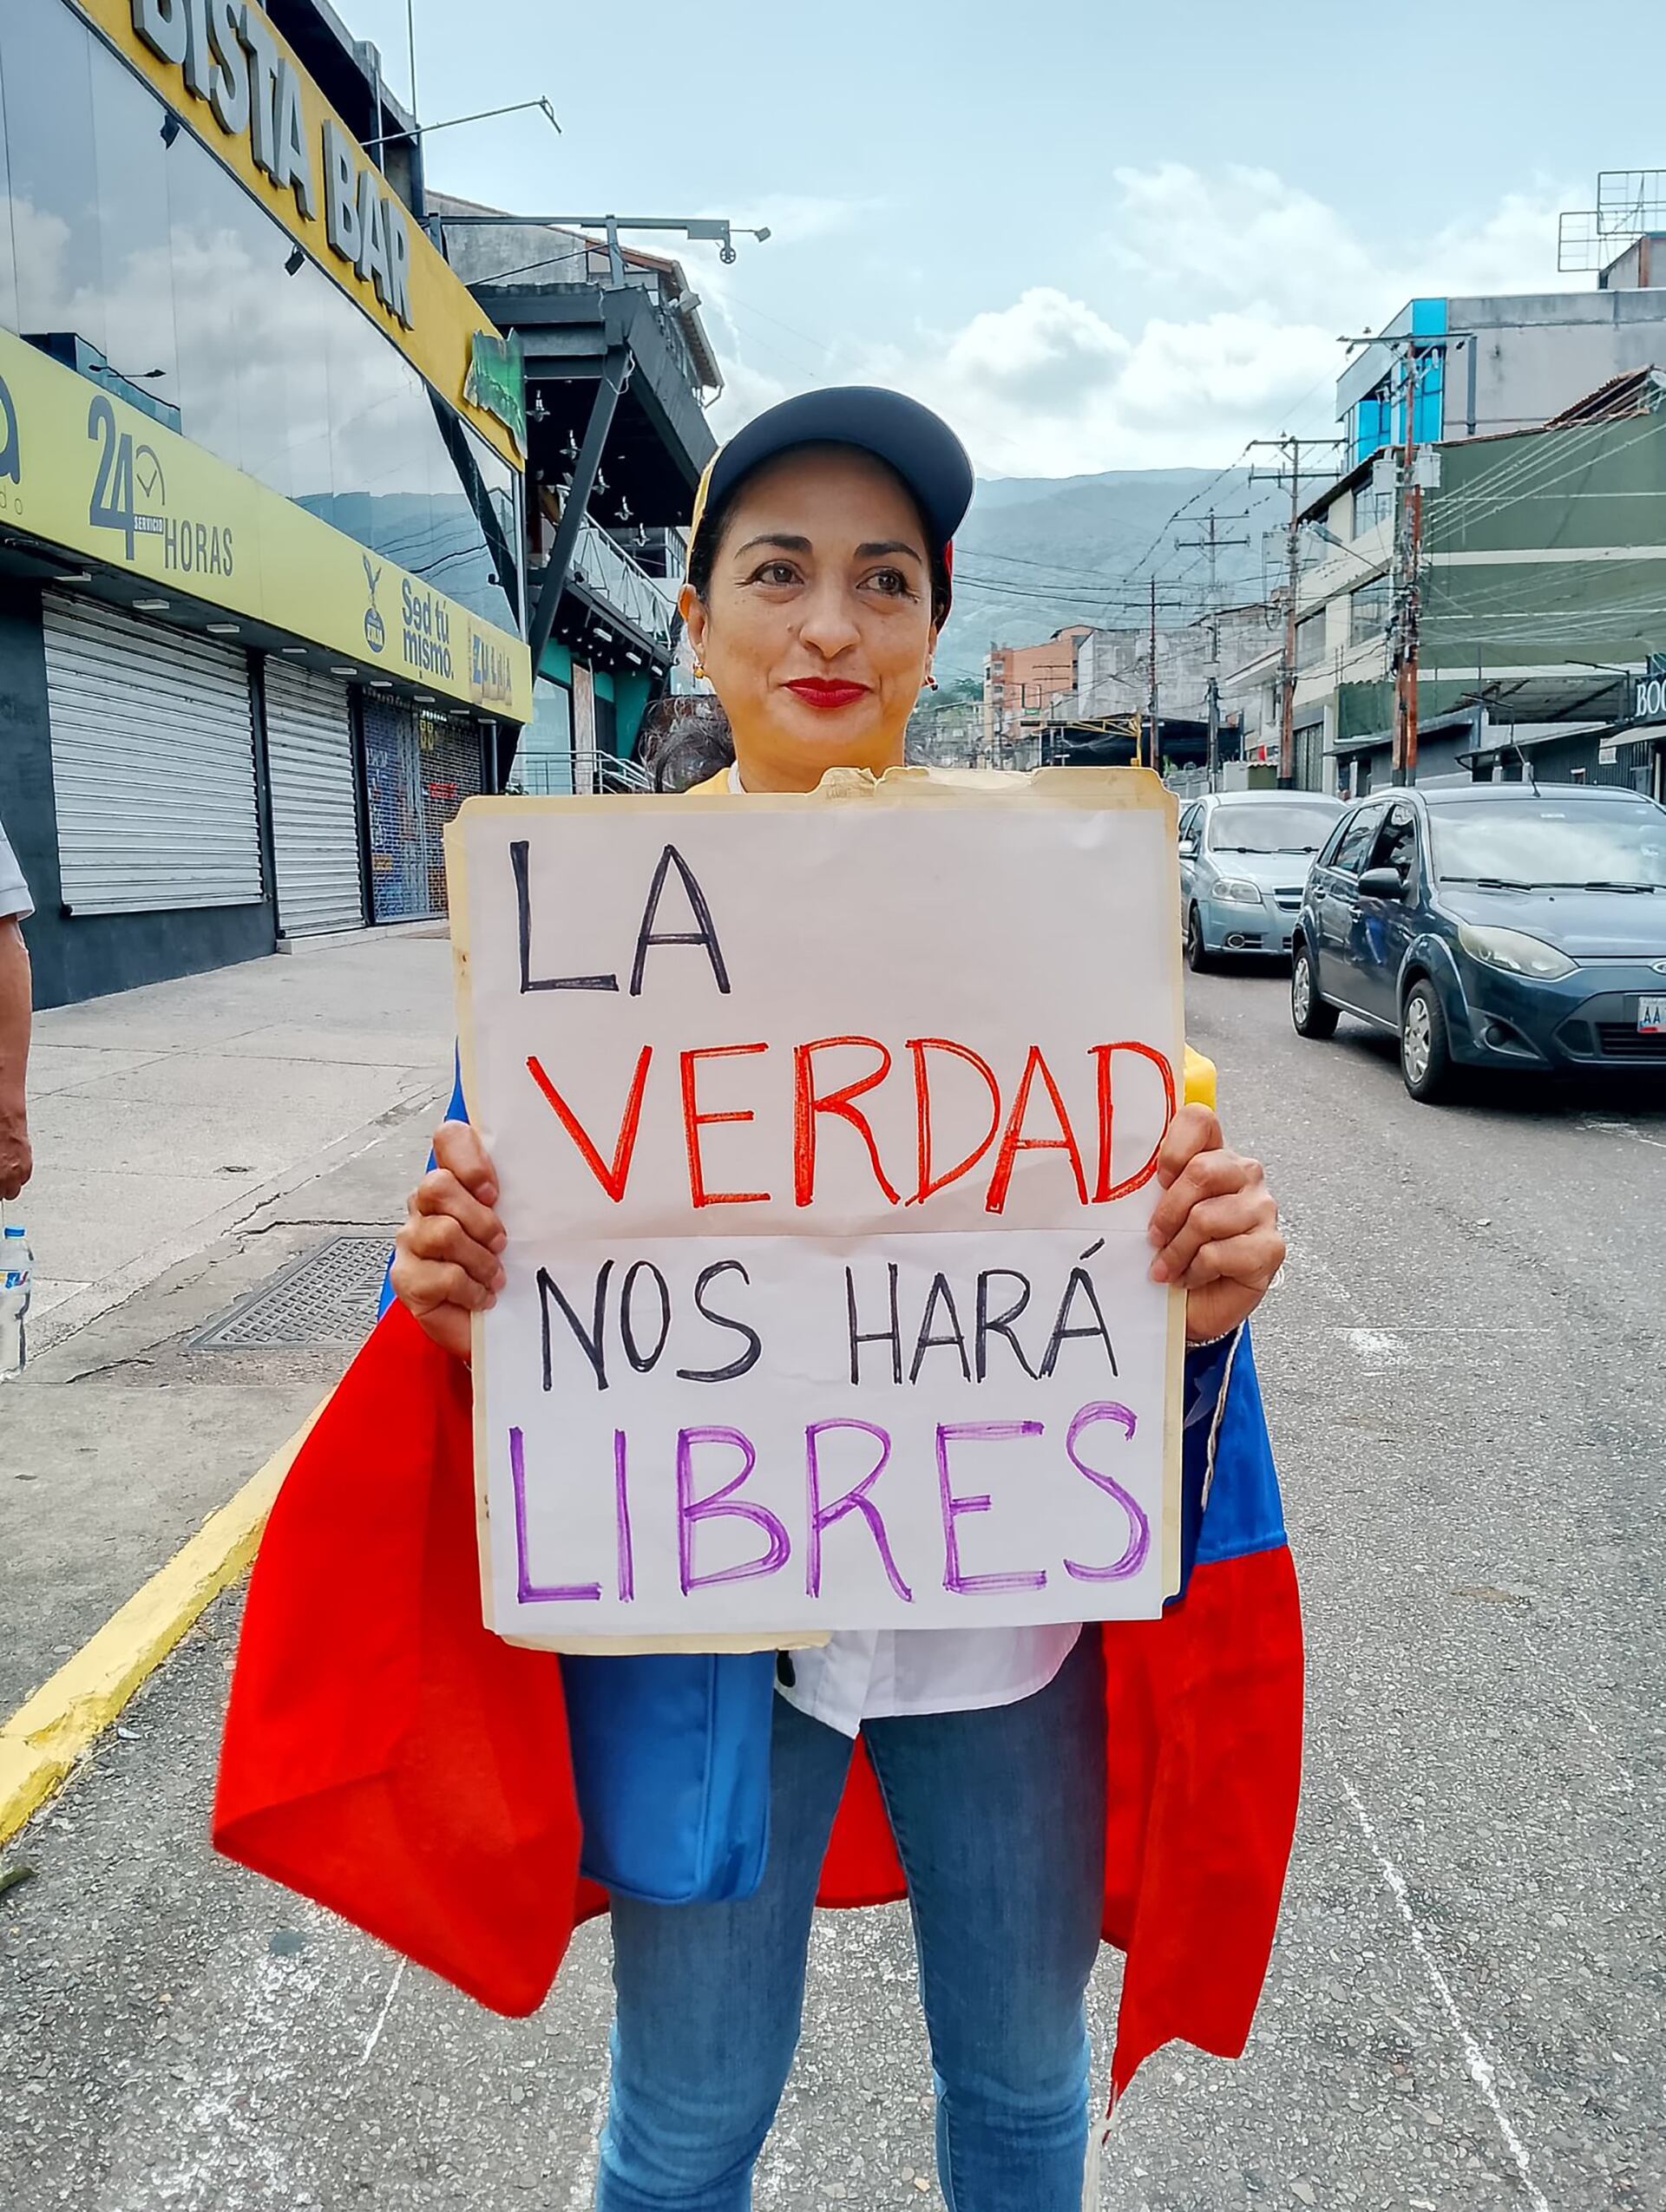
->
[596, 1632, 1107, 2211]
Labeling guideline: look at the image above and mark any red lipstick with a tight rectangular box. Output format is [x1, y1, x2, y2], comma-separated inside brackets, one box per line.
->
[785, 678, 869, 710]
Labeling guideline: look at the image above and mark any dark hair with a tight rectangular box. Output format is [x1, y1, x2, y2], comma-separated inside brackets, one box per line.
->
[639, 693, 738, 793]
[686, 455, 953, 631]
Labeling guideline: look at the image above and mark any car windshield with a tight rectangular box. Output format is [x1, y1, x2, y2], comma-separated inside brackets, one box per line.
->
[1429, 798, 1666, 890]
[1207, 802, 1340, 855]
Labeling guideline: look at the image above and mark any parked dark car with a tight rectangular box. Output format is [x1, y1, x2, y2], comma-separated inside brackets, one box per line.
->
[1289, 783, 1666, 1102]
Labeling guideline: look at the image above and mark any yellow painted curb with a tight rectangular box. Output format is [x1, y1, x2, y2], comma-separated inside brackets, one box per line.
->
[0, 1404, 324, 1849]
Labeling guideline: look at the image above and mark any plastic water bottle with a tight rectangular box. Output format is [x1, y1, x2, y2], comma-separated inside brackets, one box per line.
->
[0, 1224, 30, 1381]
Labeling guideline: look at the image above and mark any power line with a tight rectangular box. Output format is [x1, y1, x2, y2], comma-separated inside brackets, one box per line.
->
[1248, 436, 1346, 785]
[1176, 509, 1251, 787]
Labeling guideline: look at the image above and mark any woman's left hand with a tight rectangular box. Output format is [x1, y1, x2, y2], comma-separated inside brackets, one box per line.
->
[1146, 1104, 1285, 1345]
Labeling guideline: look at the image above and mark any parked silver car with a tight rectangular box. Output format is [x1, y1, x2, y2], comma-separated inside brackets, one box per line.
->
[1178, 790, 1346, 969]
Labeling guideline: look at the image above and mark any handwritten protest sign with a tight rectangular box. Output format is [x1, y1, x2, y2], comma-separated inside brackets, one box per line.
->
[449, 769, 1186, 1649]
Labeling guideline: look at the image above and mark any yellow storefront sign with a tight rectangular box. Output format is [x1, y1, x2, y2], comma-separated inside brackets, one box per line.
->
[0, 326, 532, 721]
[69, 0, 523, 472]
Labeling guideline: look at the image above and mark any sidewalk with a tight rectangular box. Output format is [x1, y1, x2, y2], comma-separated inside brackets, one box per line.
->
[21, 928, 454, 1344]
[2, 933, 456, 1721]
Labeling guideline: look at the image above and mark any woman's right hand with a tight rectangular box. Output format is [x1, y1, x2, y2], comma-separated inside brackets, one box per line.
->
[390, 1122, 508, 1362]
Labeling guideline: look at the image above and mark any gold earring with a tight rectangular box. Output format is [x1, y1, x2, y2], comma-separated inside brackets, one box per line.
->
[693, 660, 707, 680]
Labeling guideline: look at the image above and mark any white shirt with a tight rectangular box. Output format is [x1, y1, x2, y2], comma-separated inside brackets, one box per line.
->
[0, 815, 32, 923]
[723, 762, 1082, 1736]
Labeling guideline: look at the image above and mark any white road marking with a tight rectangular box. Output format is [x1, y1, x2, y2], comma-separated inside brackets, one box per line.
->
[1576, 1115, 1666, 1154]
[355, 1954, 406, 2072]
[1338, 1774, 1552, 2212]
[1343, 1325, 1410, 1365]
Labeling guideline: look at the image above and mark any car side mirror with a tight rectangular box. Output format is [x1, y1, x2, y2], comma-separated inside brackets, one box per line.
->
[1358, 865, 1406, 900]
[1177, 840, 1197, 859]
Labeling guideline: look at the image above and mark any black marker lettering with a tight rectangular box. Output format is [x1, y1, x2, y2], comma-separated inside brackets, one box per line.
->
[1040, 1264, 1118, 1379]
[677, 1260, 764, 1383]
[620, 1260, 672, 1373]
[909, 1272, 972, 1384]
[511, 839, 618, 993]
[630, 844, 731, 997]
[974, 1267, 1037, 1381]
[538, 1260, 613, 1391]
[846, 1262, 902, 1384]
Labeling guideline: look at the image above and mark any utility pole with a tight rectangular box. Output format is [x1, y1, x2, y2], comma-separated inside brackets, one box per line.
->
[1145, 575, 1160, 771]
[1176, 508, 1249, 790]
[1084, 578, 1189, 769]
[1249, 437, 1342, 788]
[1391, 351, 1426, 787]
[1335, 325, 1464, 787]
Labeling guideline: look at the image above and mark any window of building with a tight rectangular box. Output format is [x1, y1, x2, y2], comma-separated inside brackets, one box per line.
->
[1349, 577, 1391, 645]
[1351, 392, 1392, 467]
[0, 3, 522, 634]
[1293, 723, 1324, 791]
[1295, 613, 1326, 671]
[1353, 483, 1391, 536]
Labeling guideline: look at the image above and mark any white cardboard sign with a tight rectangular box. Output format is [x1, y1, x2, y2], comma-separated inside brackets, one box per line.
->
[451, 769, 1186, 1647]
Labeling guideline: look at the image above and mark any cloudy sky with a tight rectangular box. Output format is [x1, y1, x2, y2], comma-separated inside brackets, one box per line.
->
[344, 0, 1646, 479]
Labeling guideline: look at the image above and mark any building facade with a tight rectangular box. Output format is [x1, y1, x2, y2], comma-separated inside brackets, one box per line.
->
[430, 202, 721, 797]
[984, 626, 1092, 762]
[1282, 238, 1666, 794]
[0, 0, 532, 1005]
[1338, 271, 1666, 468]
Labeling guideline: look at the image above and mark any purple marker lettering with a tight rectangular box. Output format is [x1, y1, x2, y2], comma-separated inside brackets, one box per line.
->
[677, 1426, 791, 1594]
[510, 1425, 602, 1602]
[935, 1421, 1048, 1596]
[614, 1427, 635, 1602]
[804, 1420, 913, 1601]
[1061, 1401, 1150, 1582]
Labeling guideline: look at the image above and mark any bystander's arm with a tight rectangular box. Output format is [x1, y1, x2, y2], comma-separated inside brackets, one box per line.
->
[0, 917, 32, 1201]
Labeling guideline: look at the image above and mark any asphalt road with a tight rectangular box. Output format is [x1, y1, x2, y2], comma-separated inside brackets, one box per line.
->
[3, 968, 1664, 2212]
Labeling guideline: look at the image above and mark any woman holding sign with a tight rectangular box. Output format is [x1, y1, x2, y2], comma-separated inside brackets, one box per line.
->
[220, 389, 1296, 2212]
[391, 393, 1291, 2210]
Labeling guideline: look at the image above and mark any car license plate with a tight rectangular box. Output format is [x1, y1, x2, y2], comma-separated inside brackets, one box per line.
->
[1640, 995, 1666, 1035]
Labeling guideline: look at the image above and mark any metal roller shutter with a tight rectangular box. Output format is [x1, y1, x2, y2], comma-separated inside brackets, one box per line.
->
[362, 698, 485, 922]
[43, 595, 261, 916]
[263, 663, 365, 936]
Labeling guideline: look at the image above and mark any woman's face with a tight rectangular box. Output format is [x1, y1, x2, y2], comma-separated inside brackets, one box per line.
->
[680, 446, 938, 792]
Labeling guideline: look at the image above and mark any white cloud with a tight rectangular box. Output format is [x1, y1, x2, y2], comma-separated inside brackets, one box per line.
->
[1105, 161, 1379, 325]
[941, 289, 1131, 410]
[1105, 162, 1571, 329]
[706, 353, 792, 442]
[702, 165, 1588, 477]
[875, 167, 1581, 474]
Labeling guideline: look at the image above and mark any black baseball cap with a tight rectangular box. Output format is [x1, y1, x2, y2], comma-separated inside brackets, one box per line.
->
[689, 387, 974, 610]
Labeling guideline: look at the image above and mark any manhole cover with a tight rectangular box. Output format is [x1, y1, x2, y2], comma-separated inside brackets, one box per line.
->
[193, 1234, 394, 1351]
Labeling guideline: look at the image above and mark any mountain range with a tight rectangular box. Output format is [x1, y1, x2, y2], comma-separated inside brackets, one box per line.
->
[935, 466, 1292, 680]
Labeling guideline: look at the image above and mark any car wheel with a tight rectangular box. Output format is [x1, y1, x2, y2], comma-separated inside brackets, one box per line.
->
[1400, 978, 1456, 1103]
[1290, 942, 1339, 1038]
[1185, 905, 1213, 973]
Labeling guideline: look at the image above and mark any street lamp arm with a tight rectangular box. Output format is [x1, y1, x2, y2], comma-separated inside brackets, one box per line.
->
[427, 213, 771, 276]
[364, 96, 561, 154]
